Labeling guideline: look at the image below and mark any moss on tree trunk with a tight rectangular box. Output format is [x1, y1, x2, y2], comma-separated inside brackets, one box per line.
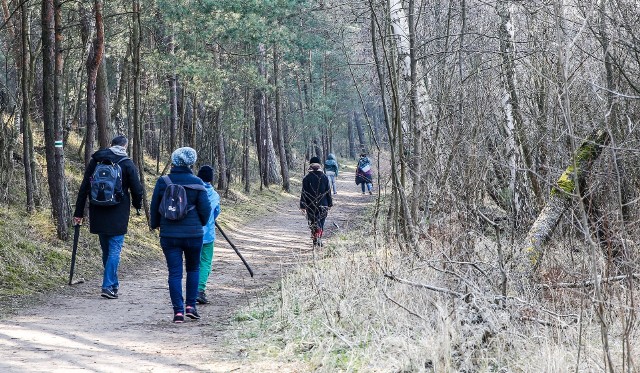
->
[520, 129, 610, 274]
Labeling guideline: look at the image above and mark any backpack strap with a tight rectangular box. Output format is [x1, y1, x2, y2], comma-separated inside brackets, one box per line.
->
[161, 175, 173, 186]
[116, 157, 130, 164]
[161, 175, 205, 191]
[183, 184, 206, 191]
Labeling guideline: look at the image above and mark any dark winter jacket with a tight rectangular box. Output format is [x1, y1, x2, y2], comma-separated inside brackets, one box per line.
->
[149, 166, 211, 238]
[73, 148, 144, 235]
[300, 170, 333, 211]
[355, 156, 373, 185]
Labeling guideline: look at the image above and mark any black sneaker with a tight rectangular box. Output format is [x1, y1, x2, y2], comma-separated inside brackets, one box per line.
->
[100, 288, 118, 299]
[196, 291, 209, 304]
[185, 306, 200, 320]
[173, 312, 184, 323]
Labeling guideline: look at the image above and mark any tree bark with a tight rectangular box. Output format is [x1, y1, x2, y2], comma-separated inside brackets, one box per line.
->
[131, 0, 148, 220]
[274, 45, 290, 192]
[213, 108, 228, 191]
[96, 53, 112, 147]
[168, 33, 178, 151]
[496, 0, 541, 219]
[354, 111, 366, 153]
[254, 43, 267, 188]
[21, 1, 34, 213]
[82, 0, 104, 165]
[347, 114, 356, 158]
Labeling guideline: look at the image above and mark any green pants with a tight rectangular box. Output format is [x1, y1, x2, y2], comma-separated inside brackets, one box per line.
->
[198, 241, 215, 292]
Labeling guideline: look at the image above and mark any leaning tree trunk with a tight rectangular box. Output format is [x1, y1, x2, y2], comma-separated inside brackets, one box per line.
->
[42, 0, 70, 239]
[520, 129, 610, 275]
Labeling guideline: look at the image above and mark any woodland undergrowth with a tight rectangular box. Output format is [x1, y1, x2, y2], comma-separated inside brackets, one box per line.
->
[231, 202, 639, 372]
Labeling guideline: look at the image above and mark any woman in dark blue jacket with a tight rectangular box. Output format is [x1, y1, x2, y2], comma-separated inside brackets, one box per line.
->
[150, 147, 211, 323]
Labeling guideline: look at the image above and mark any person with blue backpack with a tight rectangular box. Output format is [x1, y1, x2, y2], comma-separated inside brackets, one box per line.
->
[73, 135, 144, 299]
[149, 147, 211, 323]
[195, 165, 221, 305]
[355, 153, 374, 195]
[324, 153, 339, 195]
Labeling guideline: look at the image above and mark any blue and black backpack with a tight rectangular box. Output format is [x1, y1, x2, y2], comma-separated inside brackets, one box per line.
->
[90, 158, 128, 206]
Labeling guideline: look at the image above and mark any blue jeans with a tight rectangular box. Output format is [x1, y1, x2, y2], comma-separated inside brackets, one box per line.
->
[161, 237, 202, 314]
[327, 174, 338, 194]
[360, 181, 372, 193]
[98, 234, 125, 291]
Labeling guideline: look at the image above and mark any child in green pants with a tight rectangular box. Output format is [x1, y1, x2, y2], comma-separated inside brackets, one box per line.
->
[196, 165, 221, 304]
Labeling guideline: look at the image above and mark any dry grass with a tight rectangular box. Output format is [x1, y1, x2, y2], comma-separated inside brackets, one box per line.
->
[230, 207, 640, 372]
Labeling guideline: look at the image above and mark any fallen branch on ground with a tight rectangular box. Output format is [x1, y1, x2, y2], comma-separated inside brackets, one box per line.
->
[384, 272, 466, 298]
[544, 273, 640, 289]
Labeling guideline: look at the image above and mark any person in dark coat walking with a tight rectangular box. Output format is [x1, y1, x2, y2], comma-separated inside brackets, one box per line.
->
[355, 153, 373, 195]
[300, 156, 333, 246]
[150, 147, 211, 323]
[73, 135, 144, 299]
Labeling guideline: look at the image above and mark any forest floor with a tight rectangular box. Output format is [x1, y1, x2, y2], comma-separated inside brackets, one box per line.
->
[0, 172, 371, 372]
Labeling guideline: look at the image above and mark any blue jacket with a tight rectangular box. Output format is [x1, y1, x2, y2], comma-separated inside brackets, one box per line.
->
[149, 166, 211, 238]
[202, 183, 221, 244]
[324, 158, 339, 176]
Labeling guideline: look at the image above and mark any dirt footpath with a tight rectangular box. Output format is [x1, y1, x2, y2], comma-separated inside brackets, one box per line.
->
[0, 172, 372, 372]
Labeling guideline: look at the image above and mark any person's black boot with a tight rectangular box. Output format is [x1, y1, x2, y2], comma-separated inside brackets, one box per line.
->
[196, 291, 209, 304]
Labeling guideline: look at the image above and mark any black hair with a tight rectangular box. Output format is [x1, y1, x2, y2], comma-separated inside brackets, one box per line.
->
[111, 135, 128, 147]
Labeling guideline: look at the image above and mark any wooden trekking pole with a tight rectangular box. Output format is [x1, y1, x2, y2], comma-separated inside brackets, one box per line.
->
[215, 221, 254, 277]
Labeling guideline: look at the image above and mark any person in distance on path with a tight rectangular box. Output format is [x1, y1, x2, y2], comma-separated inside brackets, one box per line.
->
[324, 153, 339, 195]
[300, 156, 333, 246]
[355, 152, 374, 195]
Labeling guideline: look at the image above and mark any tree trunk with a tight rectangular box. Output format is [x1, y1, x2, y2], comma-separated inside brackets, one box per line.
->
[354, 111, 366, 153]
[254, 44, 267, 188]
[167, 33, 178, 151]
[264, 97, 281, 185]
[190, 93, 197, 149]
[131, 0, 148, 220]
[110, 42, 130, 129]
[243, 87, 251, 194]
[274, 45, 290, 192]
[496, 0, 541, 220]
[21, 1, 34, 212]
[347, 114, 356, 158]
[82, 0, 104, 165]
[521, 130, 610, 275]
[43, 0, 70, 239]
[96, 54, 111, 147]
[212, 108, 228, 191]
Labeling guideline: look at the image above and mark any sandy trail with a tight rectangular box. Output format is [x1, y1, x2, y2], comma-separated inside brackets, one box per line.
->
[0, 172, 371, 372]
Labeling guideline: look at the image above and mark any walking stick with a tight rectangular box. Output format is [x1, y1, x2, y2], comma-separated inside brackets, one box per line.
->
[68, 224, 85, 285]
[215, 221, 254, 277]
